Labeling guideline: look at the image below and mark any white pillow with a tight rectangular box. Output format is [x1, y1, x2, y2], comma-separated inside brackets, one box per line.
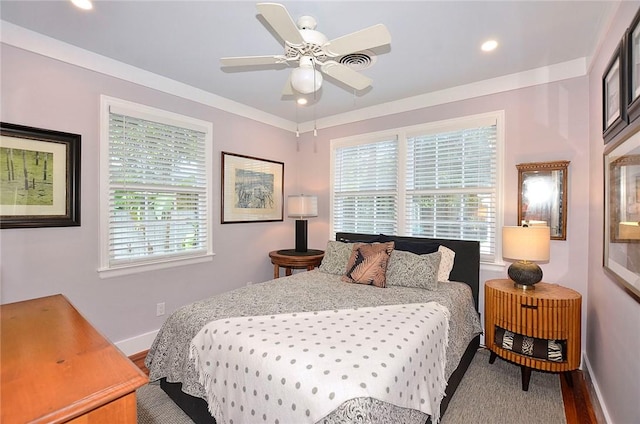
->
[438, 245, 455, 281]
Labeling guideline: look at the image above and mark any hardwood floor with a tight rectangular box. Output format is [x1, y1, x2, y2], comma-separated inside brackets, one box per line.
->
[561, 369, 598, 424]
[129, 350, 149, 377]
[130, 350, 598, 424]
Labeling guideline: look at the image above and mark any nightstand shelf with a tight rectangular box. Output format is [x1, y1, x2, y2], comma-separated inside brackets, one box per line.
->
[485, 279, 581, 390]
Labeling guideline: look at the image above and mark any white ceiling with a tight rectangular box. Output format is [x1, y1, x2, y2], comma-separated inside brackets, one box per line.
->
[0, 1, 619, 125]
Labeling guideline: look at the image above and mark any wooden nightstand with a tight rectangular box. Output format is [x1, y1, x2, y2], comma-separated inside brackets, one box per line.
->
[485, 279, 581, 391]
[269, 249, 324, 279]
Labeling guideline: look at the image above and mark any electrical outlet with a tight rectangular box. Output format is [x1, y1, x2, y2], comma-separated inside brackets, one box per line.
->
[156, 302, 165, 316]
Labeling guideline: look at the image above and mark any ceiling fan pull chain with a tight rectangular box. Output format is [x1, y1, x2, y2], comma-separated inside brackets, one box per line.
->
[295, 103, 300, 145]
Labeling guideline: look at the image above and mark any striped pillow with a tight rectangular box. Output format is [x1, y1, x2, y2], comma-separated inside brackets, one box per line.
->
[494, 326, 565, 362]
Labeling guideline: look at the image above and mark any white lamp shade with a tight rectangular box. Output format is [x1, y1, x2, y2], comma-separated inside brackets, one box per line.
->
[502, 226, 550, 261]
[290, 67, 322, 94]
[287, 195, 318, 218]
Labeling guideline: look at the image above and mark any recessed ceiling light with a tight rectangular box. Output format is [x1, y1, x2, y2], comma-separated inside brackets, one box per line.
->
[481, 40, 498, 52]
[297, 98, 308, 106]
[71, 0, 93, 10]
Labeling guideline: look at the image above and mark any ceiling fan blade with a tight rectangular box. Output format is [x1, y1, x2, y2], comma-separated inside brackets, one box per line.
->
[323, 24, 391, 56]
[220, 55, 287, 67]
[256, 3, 305, 46]
[320, 61, 373, 90]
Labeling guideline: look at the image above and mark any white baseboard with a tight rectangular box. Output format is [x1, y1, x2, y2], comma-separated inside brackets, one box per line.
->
[115, 329, 159, 356]
[582, 353, 613, 424]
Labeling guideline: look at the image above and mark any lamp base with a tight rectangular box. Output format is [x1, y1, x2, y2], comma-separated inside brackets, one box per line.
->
[294, 219, 308, 253]
[513, 282, 536, 290]
[508, 260, 543, 290]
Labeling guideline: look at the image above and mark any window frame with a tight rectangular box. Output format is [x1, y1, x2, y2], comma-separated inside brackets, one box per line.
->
[99, 95, 214, 278]
[330, 111, 505, 265]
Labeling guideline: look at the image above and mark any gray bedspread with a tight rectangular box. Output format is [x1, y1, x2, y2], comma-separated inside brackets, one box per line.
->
[146, 270, 482, 424]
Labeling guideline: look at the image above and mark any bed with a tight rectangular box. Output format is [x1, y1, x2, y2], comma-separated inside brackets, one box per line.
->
[145, 232, 482, 424]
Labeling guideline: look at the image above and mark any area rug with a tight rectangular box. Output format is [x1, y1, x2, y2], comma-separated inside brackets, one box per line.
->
[137, 348, 566, 424]
[440, 349, 566, 424]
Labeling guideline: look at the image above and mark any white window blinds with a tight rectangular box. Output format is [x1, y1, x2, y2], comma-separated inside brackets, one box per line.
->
[100, 97, 213, 274]
[331, 112, 502, 263]
[332, 138, 398, 235]
[405, 125, 497, 259]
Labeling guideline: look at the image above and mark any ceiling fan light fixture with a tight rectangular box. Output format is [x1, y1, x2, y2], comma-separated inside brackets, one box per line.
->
[290, 67, 322, 94]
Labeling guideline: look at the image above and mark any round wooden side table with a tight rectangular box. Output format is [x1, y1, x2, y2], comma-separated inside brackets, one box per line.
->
[268, 249, 324, 279]
[485, 278, 582, 391]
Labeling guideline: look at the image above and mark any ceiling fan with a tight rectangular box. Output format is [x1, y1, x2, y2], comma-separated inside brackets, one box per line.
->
[220, 2, 391, 96]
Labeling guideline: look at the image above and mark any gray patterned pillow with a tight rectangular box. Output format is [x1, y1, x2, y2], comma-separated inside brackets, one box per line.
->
[318, 241, 354, 275]
[386, 250, 441, 290]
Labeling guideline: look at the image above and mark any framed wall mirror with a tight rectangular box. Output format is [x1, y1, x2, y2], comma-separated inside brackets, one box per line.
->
[517, 161, 570, 240]
[604, 129, 640, 299]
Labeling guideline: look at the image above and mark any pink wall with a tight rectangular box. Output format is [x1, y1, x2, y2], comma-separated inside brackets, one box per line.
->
[587, 2, 640, 423]
[0, 45, 299, 344]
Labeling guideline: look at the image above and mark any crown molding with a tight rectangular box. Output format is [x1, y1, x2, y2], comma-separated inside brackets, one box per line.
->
[0, 21, 296, 132]
[2, 20, 588, 135]
[299, 57, 588, 132]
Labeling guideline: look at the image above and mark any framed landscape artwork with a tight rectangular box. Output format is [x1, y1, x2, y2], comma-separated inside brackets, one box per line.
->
[0, 123, 81, 229]
[221, 151, 283, 223]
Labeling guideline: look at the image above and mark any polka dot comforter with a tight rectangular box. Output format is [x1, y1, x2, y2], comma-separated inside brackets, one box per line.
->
[191, 302, 450, 424]
[146, 270, 482, 424]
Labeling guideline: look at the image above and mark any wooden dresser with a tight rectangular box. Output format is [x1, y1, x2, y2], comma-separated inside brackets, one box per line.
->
[1, 294, 148, 423]
[485, 279, 581, 390]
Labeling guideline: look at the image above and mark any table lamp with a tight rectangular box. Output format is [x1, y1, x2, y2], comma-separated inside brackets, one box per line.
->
[502, 225, 551, 290]
[287, 194, 318, 252]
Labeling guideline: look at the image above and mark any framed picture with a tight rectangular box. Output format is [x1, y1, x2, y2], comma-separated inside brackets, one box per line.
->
[626, 8, 640, 123]
[221, 151, 284, 223]
[603, 41, 628, 143]
[516, 161, 570, 240]
[604, 130, 640, 300]
[1, 123, 81, 229]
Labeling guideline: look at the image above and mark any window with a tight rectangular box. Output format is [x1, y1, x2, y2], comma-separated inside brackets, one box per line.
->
[333, 135, 399, 235]
[99, 96, 213, 276]
[330, 112, 503, 263]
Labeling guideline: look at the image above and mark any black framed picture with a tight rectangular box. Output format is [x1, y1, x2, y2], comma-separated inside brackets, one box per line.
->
[221, 151, 284, 223]
[603, 40, 628, 143]
[626, 8, 640, 123]
[0, 122, 81, 229]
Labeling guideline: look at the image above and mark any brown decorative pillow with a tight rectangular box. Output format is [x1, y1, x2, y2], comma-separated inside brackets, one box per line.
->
[341, 242, 395, 288]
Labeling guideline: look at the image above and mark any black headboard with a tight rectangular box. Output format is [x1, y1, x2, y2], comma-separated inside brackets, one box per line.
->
[335, 232, 480, 311]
